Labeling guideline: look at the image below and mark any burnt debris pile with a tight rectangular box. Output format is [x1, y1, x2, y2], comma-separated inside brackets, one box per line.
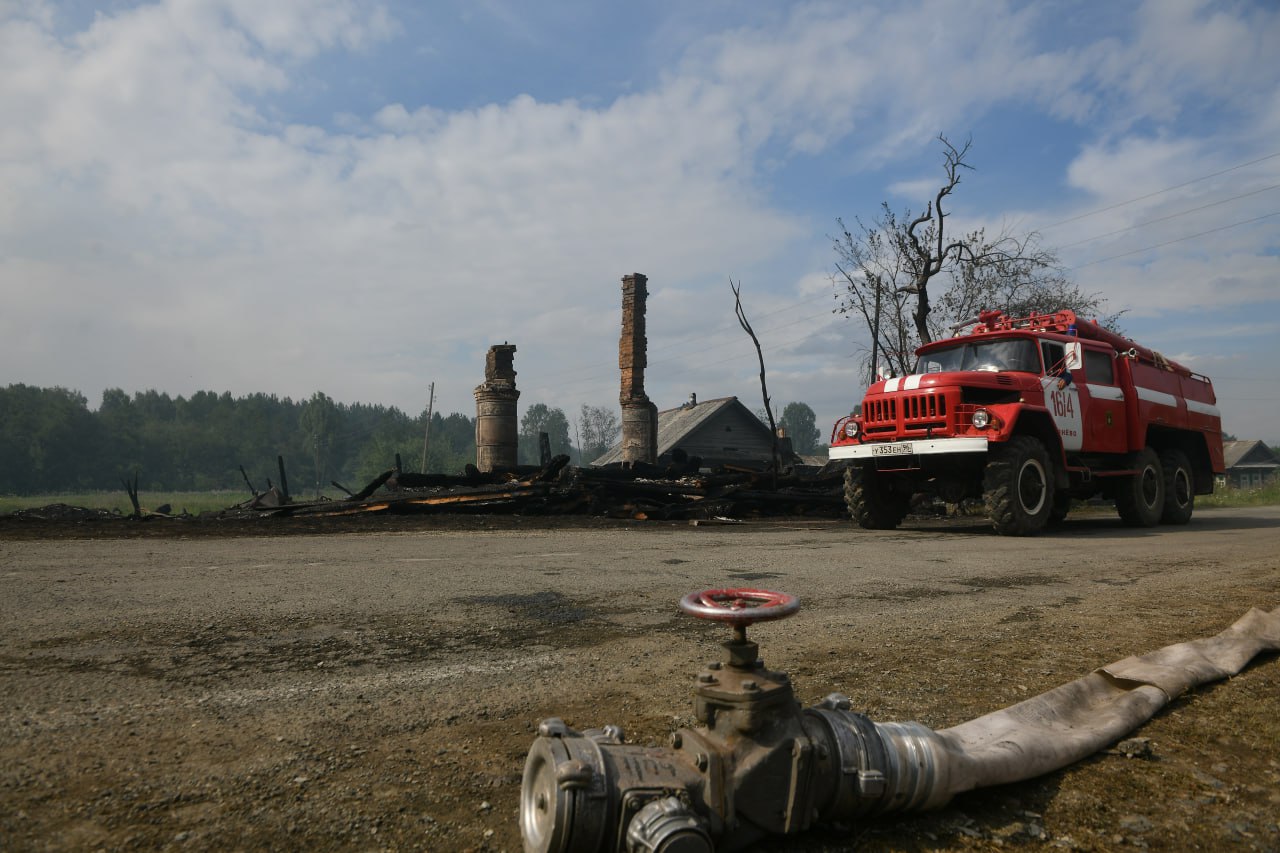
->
[219, 457, 848, 522]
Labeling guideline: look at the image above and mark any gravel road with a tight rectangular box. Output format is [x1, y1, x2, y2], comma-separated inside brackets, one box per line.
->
[2, 507, 1278, 851]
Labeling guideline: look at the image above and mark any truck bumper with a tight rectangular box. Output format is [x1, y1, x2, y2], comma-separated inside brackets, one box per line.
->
[829, 436, 990, 461]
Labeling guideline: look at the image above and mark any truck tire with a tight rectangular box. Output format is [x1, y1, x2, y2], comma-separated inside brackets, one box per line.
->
[983, 435, 1054, 536]
[1115, 447, 1164, 527]
[1159, 448, 1194, 525]
[843, 464, 910, 530]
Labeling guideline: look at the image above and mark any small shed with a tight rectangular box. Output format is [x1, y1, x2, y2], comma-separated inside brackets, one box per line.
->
[1220, 440, 1280, 489]
[592, 396, 788, 469]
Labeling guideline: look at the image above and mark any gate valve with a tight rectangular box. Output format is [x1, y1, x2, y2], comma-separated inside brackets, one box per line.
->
[679, 588, 801, 734]
[678, 587, 798, 669]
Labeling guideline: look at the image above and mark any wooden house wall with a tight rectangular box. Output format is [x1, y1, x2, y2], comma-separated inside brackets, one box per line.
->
[1220, 441, 1280, 489]
[662, 407, 775, 466]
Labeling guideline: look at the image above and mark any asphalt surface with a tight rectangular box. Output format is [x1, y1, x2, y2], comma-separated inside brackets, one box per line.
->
[3, 505, 1278, 850]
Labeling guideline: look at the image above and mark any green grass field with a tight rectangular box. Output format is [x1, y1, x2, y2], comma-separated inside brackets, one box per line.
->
[1199, 480, 1280, 508]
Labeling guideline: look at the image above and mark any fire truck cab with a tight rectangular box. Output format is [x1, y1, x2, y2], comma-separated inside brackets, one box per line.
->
[828, 310, 1225, 536]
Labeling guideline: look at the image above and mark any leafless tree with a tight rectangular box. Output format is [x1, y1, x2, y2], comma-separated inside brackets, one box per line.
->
[731, 279, 780, 476]
[833, 135, 1114, 383]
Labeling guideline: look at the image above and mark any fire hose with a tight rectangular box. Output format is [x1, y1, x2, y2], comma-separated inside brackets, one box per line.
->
[519, 589, 1280, 852]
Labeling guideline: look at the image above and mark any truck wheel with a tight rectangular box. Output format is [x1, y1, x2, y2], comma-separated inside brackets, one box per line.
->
[843, 464, 910, 530]
[1159, 449, 1194, 525]
[983, 435, 1054, 536]
[1115, 447, 1164, 527]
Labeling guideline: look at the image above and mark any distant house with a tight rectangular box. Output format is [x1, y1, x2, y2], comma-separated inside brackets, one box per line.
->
[1220, 440, 1280, 489]
[591, 395, 793, 469]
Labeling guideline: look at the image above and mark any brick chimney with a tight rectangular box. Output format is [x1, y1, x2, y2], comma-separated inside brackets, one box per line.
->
[474, 344, 519, 471]
[619, 273, 657, 464]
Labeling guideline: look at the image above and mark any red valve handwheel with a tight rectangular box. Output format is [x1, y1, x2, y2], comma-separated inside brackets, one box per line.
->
[678, 588, 799, 628]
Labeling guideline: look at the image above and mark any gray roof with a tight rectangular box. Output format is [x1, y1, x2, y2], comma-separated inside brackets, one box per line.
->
[591, 396, 767, 466]
[1222, 439, 1280, 470]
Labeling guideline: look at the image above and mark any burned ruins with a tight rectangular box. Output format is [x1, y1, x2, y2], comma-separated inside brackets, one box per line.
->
[6, 272, 844, 527]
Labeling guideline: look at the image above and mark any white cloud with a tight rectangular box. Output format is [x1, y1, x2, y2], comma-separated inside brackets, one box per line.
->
[1064, 136, 1204, 200]
[1, 0, 1277, 443]
[1099, 0, 1278, 124]
[1, 0, 814, 418]
[1037, 132, 1280, 318]
[223, 0, 397, 56]
[887, 177, 942, 201]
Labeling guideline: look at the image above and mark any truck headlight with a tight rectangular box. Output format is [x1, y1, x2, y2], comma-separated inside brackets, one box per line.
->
[972, 409, 991, 429]
[844, 420, 861, 439]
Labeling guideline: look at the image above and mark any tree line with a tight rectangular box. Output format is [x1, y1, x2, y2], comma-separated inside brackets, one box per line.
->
[0, 385, 478, 495]
[0, 385, 827, 496]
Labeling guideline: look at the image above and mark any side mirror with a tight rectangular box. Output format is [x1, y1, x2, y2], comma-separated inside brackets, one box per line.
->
[1064, 341, 1083, 371]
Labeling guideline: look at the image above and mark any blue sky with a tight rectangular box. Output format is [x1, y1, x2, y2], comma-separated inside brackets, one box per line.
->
[3, 0, 1278, 445]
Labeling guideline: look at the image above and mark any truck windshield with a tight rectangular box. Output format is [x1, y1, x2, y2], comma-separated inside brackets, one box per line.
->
[915, 339, 1040, 375]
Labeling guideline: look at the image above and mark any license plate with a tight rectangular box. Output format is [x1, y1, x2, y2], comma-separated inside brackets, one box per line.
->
[872, 442, 912, 457]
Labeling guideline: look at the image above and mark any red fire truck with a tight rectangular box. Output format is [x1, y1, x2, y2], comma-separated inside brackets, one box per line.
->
[828, 309, 1225, 535]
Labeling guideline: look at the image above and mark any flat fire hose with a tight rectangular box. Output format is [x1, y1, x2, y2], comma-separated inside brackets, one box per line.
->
[921, 606, 1280, 804]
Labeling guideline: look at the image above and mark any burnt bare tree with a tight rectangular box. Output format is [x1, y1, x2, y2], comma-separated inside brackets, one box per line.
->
[730, 279, 780, 476]
[833, 135, 1112, 383]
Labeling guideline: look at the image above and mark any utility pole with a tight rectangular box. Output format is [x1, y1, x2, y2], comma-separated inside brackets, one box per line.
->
[419, 382, 436, 474]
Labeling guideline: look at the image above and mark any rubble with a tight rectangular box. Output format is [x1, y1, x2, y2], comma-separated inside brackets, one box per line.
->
[6, 503, 124, 522]
[1, 460, 847, 529]
[213, 456, 848, 522]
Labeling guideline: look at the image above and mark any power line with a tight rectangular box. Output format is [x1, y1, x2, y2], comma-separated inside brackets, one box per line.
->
[531, 288, 837, 386]
[642, 288, 836, 358]
[452, 157, 1280, 410]
[1038, 150, 1280, 231]
[647, 306, 835, 369]
[1058, 183, 1280, 249]
[550, 312, 846, 402]
[1067, 211, 1280, 271]
[545, 167, 1280, 403]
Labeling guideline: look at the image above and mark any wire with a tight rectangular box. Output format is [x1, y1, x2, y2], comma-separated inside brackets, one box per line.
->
[1057, 183, 1280, 249]
[1038, 150, 1280, 231]
[550, 315, 846, 401]
[531, 288, 837, 386]
[448, 160, 1280, 413]
[337, 151, 1280, 416]
[1067, 211, 1280, 271]
[647, 306, 835, 369]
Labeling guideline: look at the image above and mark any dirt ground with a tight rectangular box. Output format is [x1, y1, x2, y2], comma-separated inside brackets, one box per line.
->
[2, 506, 1278, 852]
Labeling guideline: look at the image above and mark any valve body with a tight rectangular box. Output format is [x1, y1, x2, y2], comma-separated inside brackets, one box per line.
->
[520, 634, 947, 852]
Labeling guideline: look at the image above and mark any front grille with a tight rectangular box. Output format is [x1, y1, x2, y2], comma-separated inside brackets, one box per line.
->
[865, 396, 896, 424]
[903, 393, 946, 422]
[862, 391, 953, 435]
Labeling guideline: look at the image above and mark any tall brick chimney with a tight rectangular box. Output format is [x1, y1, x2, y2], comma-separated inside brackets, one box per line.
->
[474, 344, 519, 471]
[619, 273, 658, 464]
